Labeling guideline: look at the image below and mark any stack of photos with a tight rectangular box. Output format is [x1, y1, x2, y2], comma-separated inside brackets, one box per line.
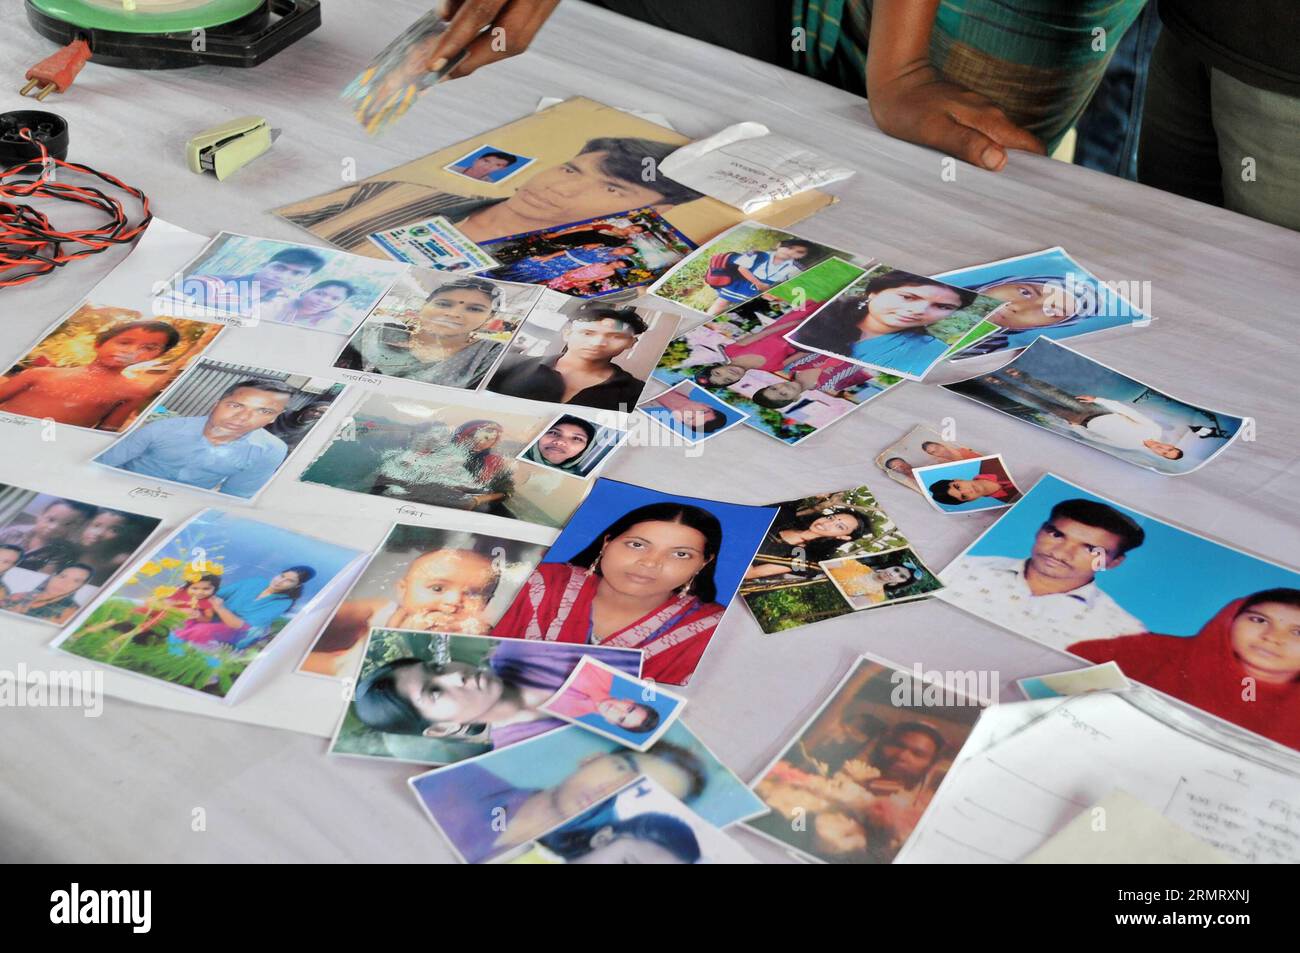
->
[874, 425, 990, 494]
[0, 305, 223, 433]
[499, 776, 758, 864]
[483, 296, 680, 413]
[0, 484, 161, 626]
[739, 485, 943, 634]
[648, 221, 853, 318]
[539, 656, 687, 751]
[482, 206, 695, 298]
[783, 263, 1009, 380]
[298, 522, 550, 679]
[92, 360, 345, 502]
[333, 270, 544, 390]
[747, 656, 981, 864]
[942, 338, 1245, 475]
[297, 391, 592, 528]
[275, 97, 832, 253]
[160, 232, 406, 335]
[486, 478, 779, 685]
[935, 246, 1151, 360]
[56, 510, 363, 701]
[408, 720, 767, 863]
[329, 628, 643, 765]
[913, 453, 1024, 514]
[653, 257, 901, 445]
[938, 474, 1300, 753]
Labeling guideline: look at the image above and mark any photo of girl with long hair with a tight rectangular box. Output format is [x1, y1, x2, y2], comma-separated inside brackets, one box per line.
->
[785, 265, 1007, 380]
[490, 479, 777, 685]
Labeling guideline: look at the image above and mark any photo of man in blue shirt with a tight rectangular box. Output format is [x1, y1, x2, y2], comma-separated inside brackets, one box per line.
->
[95, 379, 297, 499]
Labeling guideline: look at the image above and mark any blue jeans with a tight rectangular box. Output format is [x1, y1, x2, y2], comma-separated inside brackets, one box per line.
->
[1074, 1, 1161, 180]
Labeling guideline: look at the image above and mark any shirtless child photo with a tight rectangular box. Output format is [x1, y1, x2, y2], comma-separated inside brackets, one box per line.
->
[0, 310, 221, 432]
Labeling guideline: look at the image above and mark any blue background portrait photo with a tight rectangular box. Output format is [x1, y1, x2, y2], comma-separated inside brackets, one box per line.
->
[640, 384, 747, 444]
[449, 144, 533, 183]
[967, 475, 1300, 637]
[916, 457, 1014, 514]
[573, 669, 683, 746]
[543, 478, 778, 608]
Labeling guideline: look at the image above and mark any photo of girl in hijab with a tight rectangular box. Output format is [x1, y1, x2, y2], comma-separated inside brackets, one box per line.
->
[335, 272, 541, 390]
[368, 419, 518, 516]
[785, 266, 1007, 380]
[934, 246, 1150, 360]
[331, 628, 644, 766]
[516, 414, 627, 479]
[1069, 589, 1300, 751]
[490, 479, 777, 685]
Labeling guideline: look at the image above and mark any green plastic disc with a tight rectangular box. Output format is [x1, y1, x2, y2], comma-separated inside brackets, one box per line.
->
[28, 0, 265, 34]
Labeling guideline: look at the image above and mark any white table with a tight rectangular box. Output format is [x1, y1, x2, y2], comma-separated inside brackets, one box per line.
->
[2, 0, 1298, 863]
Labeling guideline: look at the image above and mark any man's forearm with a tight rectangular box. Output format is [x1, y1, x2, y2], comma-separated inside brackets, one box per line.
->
[866, 0, 941, 94]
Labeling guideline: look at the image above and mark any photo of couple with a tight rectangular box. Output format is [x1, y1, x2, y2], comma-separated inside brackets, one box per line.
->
[943, 338, 1244, 475]
[330, 628, 644, 766]
[334, 270, 543, 390]
[94, 360, 345, 501]
[738, 485, 921, 634]
[298, 392, 591, 528]
[0, 486, 160, 626]
[940, 475, 1300, 751]
[167, 233, 405, 335]
[58, 510, 361, 699]
[482, 206, 695, 298]
[298, 522, 548, 679]
[653, 257, 899, 445]
[0, 307, 223, 433]
[747, 657, 981, 864]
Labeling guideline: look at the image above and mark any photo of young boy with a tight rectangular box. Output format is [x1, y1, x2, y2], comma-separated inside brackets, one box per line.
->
[874, 425, 988, 494]
[444, 145, 534, 184]
[482, 207, 695, 298]
[637, 382, 748, 444]
[330, 628, 643, 766]
[298, 522, 548, 679]
[94, 361, 345, 502]
[649, 221, 853, 317]
[0, 486, 161, 626]
[914, 454, 1024, 514]
[0, 307, 223, 432]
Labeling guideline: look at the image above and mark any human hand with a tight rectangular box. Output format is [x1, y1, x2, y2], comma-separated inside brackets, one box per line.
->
[426, 0, 562, 80]
[869, 64, 1045, 171]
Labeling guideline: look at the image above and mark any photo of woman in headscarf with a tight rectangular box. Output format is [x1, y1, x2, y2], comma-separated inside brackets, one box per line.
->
[1068, 588, 1300, 751]
[371, 419, 517, 516]
[337, 276, 519, 390]
[519, 415, 597, 475]
[491, 501, 730, 685]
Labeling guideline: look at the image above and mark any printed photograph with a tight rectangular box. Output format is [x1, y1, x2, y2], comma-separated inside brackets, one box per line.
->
[638, 382, 748, 444]
[482, 206, 694, 298]
[484, 297, 679, 413]
[298, 522, 549, 679]
[298, 391, 590, 528]
[747, 656, 981, 864]
[942, 338, 1244, 475]
[500, 776, 757, 864]
[0, 306, 223, 433]
[57, 510, 361, 699]
[0, 485, 160, 626]
[341, 9, 462, 134]
[94, 360, 344, 501]
[874, 425, 989, 494]
[444, 144, 536, 184]
[819, 548, 944, 610]
[514, 413, 628, 479]
[935, 246, 1150, 359]
[408, 719, 766, 863]
[329, 628, 642, 765]
[164, 232, 404, 333]
[649, 221, 853, 317]
[913, 454, 1024, 514]
[938, 473, 1300, 752]
[489, 478, 778, 685]
[334, 271, 543, 390]
[539, 656, 686, 751]
[784, 263, 1007, 380]
[739, 485, 921, 634]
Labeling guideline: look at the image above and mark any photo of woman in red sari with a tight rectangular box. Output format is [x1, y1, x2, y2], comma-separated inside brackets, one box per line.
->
[491, 502, 728, 686]
[1069, 588, 1300, 751]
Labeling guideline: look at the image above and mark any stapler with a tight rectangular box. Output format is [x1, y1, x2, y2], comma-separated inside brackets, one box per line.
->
[186, 116, 279, 181]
